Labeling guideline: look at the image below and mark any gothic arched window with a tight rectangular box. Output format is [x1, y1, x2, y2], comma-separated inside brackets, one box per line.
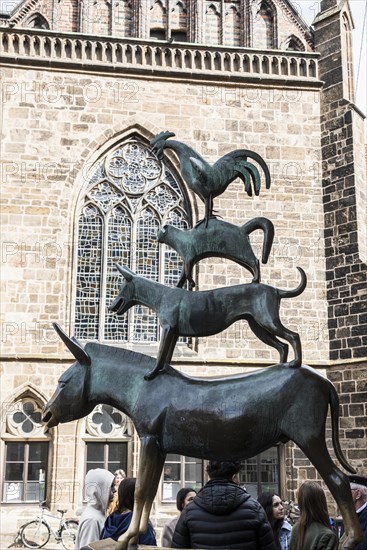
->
[114, 0, 134, 38]
[84, 405, 131, 474]
[171, 1, 188, 42]
[2, 397, 49, 502]
[224, 5, 241, 46]
[150, 0, 167, 40]
[74, 138, 191, 343]
[285, 35, 305, 52]
[205, 4, 221, 45]
[341, 12, 354, 102]
[24, 13, 50, 29]
[253, 1, 276, 49]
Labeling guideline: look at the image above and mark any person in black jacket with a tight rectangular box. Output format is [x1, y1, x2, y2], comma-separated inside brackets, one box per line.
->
[171, 461, 276, 550]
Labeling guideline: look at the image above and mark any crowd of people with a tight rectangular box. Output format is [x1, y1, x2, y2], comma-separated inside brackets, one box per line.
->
[74, 463, 367, 550]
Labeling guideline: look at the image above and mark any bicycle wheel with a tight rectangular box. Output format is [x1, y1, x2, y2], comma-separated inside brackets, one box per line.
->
[60, 520, 79, 550]
[21, 520, 50, 549]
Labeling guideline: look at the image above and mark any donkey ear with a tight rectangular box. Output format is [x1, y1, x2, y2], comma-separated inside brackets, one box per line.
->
[53, 323, 91, 366]
[116, 264, 134, 281]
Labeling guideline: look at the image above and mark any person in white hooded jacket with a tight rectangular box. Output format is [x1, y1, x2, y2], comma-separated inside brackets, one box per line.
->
[75, 468, 115, 550]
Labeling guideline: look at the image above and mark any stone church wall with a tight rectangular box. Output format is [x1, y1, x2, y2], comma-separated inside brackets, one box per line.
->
[1, 65, 327, 363]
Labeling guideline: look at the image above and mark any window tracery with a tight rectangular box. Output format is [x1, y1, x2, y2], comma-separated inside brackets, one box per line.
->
[86, 405, 130, 437]
[75, 138, 191, 342]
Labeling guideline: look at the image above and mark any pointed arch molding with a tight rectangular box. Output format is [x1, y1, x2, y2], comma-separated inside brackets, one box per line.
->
[281, 33, 306, 51]
[66, 119, 196, 217]
[70, 122, 197, 236]
[6, 0, 42, 26]
[2, 382, 49, 409]
[1, 383, 52, 438]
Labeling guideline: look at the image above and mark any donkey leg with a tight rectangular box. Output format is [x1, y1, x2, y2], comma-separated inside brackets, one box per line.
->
[115, 436, 165, 550]
[299, 440, 363, 550]
[145, 328, 177, 380]
[139, 446, 166, 536]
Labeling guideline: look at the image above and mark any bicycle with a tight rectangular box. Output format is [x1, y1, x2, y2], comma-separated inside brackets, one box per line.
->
[17, 501, 79, 549]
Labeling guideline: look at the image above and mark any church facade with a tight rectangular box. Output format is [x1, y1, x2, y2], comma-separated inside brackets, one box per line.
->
[1, 0, 366, 540]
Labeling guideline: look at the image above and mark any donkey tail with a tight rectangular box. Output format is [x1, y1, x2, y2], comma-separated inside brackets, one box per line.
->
[243, 217, 275, 264]
[278, 267, 307, 299]
[329, 382, 356, 473]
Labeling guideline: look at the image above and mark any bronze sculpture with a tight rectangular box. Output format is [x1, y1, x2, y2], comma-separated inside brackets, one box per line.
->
[157, 217, 274, 287]
[43, 324, 363, 550]
[150, 131, 271, 225]
[43, 134, 363, 549]
[110, 265, 306, 380]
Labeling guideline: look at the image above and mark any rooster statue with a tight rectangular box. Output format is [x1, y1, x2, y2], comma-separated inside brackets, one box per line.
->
[150, 131, 271, 225]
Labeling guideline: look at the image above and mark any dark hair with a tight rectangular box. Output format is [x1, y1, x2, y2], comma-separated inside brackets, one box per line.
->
[257, 493, 282, 550]
[206, 461, 241, 480]
[296, 482, 332, 550]
[118, 477, 136, 512]
[176, 487, 196, 512]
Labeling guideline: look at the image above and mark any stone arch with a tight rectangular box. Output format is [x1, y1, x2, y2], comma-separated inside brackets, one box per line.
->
[114, 0, 134, 38]
[150, 0, 167, 40]
[23, 12, 50, 30]
[205, 3, 221, 45]
[223, 5, 241, 46]
[2, 383, 50, 418]
[252, 0, 277, 49]
[283, 34, 305, 52]
[170, 0, 188, 41]
[341, 10, 354, 102]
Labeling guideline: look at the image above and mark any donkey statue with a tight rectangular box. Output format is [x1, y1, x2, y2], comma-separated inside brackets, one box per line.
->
[43, 324, 363, 550]
[109, 265, 306, 379]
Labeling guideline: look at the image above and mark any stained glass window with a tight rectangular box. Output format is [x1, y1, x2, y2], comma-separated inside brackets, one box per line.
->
[75, 139, 191, 341]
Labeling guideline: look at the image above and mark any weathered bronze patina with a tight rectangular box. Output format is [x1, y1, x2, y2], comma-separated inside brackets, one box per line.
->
[43, 135, 363, 550]
[157, 217, 274, 287]
[110, 265, 306, 380]
[150, 131, 271, 225]
[43, 325, 362, 550]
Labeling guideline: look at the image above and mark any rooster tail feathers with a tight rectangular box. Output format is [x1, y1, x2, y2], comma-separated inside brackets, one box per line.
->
[217, 149, 271, 193]
[236, 163, 261, 196]
[236, 150, 271, 190]
[238, 169, 253, 196]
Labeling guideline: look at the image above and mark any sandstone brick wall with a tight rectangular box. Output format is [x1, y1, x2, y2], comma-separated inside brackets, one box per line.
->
[285, 361, 367, 516]
[1, 66, 328, 365]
